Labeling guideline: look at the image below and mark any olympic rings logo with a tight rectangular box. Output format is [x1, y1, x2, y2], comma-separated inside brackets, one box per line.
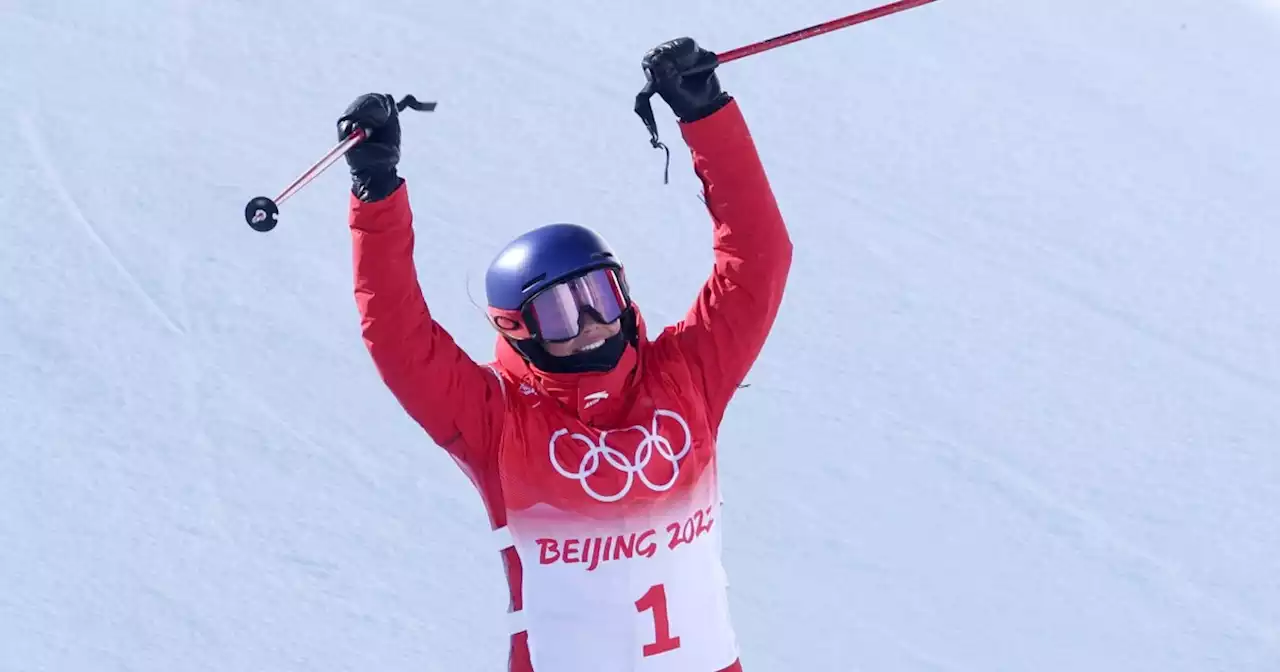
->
[549, 410, 693, 503]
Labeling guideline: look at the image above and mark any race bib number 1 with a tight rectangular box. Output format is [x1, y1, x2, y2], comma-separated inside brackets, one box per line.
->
[635, 583, 681, 657]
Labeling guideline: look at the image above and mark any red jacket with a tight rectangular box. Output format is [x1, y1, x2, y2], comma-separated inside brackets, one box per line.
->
[349, 99, 791, 671]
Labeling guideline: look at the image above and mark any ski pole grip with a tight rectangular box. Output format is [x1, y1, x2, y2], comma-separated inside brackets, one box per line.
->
[340, 95, 436, 144]
[680, 51, 722, 76]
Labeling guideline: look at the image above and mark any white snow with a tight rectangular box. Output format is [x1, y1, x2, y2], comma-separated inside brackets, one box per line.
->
[3, 0, 1280, 669]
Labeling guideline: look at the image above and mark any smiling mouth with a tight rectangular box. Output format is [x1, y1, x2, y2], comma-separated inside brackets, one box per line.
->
[577, 339, 606, 352]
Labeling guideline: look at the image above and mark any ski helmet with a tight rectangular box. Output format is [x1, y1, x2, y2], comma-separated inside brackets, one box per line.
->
[485, 223, 636, 372]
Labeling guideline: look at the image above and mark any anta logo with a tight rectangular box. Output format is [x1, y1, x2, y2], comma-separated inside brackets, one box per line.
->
[549, 409, 692, 503]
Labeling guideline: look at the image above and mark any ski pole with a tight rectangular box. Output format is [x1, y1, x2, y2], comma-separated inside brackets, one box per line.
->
[634, 0, 941, 181]
[690, 0, 941, 74]
[244, 94, 436, 232]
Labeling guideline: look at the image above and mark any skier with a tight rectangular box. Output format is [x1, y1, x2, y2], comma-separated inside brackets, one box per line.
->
[341, 37, 792, 671]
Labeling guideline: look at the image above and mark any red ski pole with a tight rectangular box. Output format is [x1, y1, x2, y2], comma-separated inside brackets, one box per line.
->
[634, 0, 941, 181]
[701, 0, 941, 71]
[244, 95, 436, 232]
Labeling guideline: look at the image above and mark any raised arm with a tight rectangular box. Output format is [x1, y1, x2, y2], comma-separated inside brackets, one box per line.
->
[643, 40, 794, 429]
[671, 101, 792, 428]
[350, 183, 504, 467]
[341, 93, 503, 470]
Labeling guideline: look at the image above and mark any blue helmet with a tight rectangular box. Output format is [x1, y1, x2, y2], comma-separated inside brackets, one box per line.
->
[484, 223, 636, 373]
[485, 223, 624, 311]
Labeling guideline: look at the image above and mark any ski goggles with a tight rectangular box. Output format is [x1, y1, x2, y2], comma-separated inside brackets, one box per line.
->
[489, 267, 629, 343]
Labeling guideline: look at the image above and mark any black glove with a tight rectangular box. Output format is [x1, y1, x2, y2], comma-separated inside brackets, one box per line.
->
[642, 38, 731, 123]
[337, 93, 403, 202]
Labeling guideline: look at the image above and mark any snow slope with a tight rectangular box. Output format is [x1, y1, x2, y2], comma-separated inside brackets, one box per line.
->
[3, 0, 1280, 669]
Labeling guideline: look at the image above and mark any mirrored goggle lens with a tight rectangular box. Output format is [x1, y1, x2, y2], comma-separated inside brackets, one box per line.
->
[528, 268, 626, 342]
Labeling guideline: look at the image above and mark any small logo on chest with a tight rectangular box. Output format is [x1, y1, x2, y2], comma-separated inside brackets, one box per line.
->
[549, 409, 692, 503]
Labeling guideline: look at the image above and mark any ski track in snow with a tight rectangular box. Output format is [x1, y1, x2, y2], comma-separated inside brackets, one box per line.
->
[17, 113, 186, 337]
[14, 82, 324, 469]
[14, 97, 352, 515]
[16, 101, 324, 486]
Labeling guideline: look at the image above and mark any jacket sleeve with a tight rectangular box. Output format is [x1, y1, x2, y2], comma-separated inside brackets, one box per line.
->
[667, 99, 794, 430]
[349, 181, 504, 470]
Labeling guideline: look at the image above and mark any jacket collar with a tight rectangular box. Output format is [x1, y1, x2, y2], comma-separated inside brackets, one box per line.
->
[494, 306, 649, 427]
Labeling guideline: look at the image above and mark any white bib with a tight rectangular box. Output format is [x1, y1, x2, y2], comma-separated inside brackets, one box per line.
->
[503, 471, 737, 671]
